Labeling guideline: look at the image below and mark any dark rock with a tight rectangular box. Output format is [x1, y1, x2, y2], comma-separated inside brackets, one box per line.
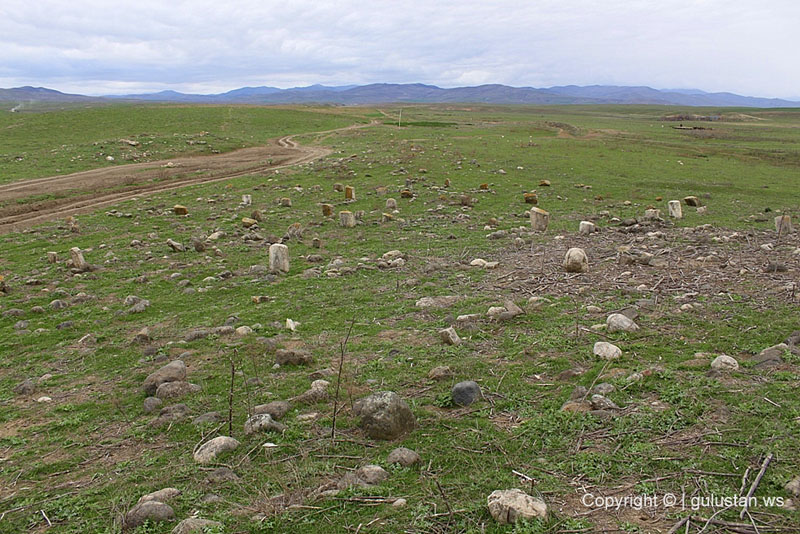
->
[13, 379, 36, 396]
[142, 360, 187, 395]
[253, 400, 290, 420]
[451, 380, 481, 406]
[275, 349, 313, 366]
[354, 391, 415, 440]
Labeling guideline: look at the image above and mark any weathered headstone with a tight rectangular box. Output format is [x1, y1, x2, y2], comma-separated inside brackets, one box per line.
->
[339, 211, 356, 228]
[269, 243, 290, 274]
[530, 207, 549, 231]
[321, 203, 334, 217]
[345, 185, 355, 200]
[668, 200, 682, 219]
[563, 248, 589, 273]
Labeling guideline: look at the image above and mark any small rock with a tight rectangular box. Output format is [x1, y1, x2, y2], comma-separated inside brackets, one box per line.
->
[354, 391, 415, 440]
[711, 354, 739, 371]
[138, 488, 181, 504]
[606, 313, 639, 333]
[590, 394, 619, 410]
[563, 248, 589, 273]
[487, 489, 547, 524]
[155, 381, 201, 400]
[451, 381, 480, 406]
[194, 436, 240, 464]
[143, 396, 162, 413]
[124, 501, 175, 529]
[392, 498, 407, 508]
[171, 518, 223, 534]
[387, 447, 421, 467]
[254, 400, 290, 420]
[143, 360, 187, 395]
[439, 326, 461, 345]
[244, 413, 287, 434]
[593, 341, 622, 360]
[13, 379, 36, 395]
[786, 476, 800, 497]
[275, 349, 313, 366]
[428, 366, 453, 381]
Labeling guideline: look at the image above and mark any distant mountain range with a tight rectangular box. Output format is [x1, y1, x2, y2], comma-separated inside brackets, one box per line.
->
[3, 83, 799, 108]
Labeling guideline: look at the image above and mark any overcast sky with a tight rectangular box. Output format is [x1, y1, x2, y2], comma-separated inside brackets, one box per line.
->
[1, 1, 797, 98]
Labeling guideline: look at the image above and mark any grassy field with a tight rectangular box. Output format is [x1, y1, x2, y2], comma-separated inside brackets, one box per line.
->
[0, 103, 799, 534]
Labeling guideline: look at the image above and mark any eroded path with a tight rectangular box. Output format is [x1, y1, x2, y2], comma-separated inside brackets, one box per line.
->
[0, 121, 373, 233]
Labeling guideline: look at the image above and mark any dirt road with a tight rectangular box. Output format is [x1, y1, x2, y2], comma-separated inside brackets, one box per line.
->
[0, 121, 371, 233]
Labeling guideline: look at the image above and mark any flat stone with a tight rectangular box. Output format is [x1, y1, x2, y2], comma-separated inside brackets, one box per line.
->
[387, 447, 421, 467]
[439, 326, 461, 345]
[125, 501, 175, 529]
[137, 488, 181, 504]
[155, 381, 201, 400]
[194, 436, 240, 464]
[487, 489, 548, 524]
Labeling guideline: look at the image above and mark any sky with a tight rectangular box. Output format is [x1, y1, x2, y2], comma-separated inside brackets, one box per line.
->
[1, 0, 798, 98]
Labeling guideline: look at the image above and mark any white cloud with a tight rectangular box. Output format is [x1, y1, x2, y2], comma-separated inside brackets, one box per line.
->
[0, 0, 797, 97]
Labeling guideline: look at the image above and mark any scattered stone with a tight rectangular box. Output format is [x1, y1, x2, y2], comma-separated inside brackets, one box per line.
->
[755, 343, 788, 366]
[786, 477, 800, 497]
[590, 394, 619, 410]
[50, 299, 68, 310]
[171, 518, 223, 534]
[155, 381, 201, 400]
[47, 251, 58, 263]
[452, 381, 480, 406]
[487, 488, 548, 524]
[36, 396, 52, 403]
[280, 197, 292, 207]
[254, 400, 290, 420]
[439, 326, 461, 345]
[684, 196, 701, 207]
[69, 247, 90, 271]
[428, 366, 454, 381]
[643, 208, 661, 220]
[13, 379, 36, 396]
[194, 436, 240, 464]
[593, 341, 622, 360]
[775, 215, 793, 235]
[578, 221, 596, 234]
[173, 205, 188, 216]
[244, 413, 287, 434]
[294, 379, 330, 404]
[275, 349, 313, 366]
[523, 192, 538, 204]
[415, 295, 460, 309]
[124, 501, 175, 529]
[586, 305, 602, 313]
[354, 391, 415, 440]
[606, 313, 639, 333]
[242, 217, 258, 228]
[711, 354, 739, 371]
[338, 464, 389, 489]
[138, 488, 181, 504]
[166, 239, 185, 252]
[143, 397, 162, 413]
[387, 447, 421, 467]
[563, 248, 589, 273]
[142, 360, 187, 395]
[668, 200, 683, 219]
[393, 498, 407, 508]
[339, 210, 356, 228]
[133, 327, 151, 344]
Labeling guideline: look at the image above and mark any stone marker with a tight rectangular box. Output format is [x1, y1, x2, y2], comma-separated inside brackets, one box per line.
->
[321, 203, 334, 217]
[401, 189, 413, 198]
[775, 215, 793, 235]
[269, 243, 290, 274]
[487, 489, 547, 524]
[530, 207, 549, 231]
[242, 217, 258, 228]
[563, 248, 589, 273]
[339, 211, 356, 228]
[173, 205, 188, 216]
[70, 247, 90, 271]
[280, 197, 292, 207]
[345, 185, 355, 200]
[333, 182, 344, 192]
[386, 198, 398, 210]
[684, 196, 701, 207]
[668, 200, 682, 219]
[578, 221, 596, 234]
[523, 192, 538, 204]
[643, 208, 661, 220]
[241, 194, 252, 206]
[439, 326, 461, 345]
[47, 251, 58, 264]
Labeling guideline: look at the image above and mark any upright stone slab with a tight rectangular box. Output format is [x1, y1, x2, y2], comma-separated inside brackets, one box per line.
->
[775, 215, 793, 235]
[69, 247, 89, 271]
[47, 251, 58, 264]
[269, 243, 289, 274]
[530, 207, 550, 231]
[333, 183, 344, 192]
[173, 205, 188, 215]
[578, 221, 595, 234]
[643, 208, 661, 220]
[683, 196, 701, 207]
[668, 200, 682, 219]
[563, 248, 589, 273]
[321, 204, 334, 217]
[523, 192, 538, 204]
[339, 211, 356, 228]
[241, 194, 252, 206]
[345, 185, 355, 200]
[385, 198, 398, 210]
[280, 197, 292, 207]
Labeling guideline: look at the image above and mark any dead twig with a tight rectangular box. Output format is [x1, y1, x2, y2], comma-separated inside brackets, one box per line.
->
[740, 452, 773, 519]
[331, 317, 356, 442]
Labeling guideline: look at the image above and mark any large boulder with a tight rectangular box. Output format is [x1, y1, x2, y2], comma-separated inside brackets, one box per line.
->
[487, 489, 548, 524]
[142, 360, 187, 395]
[353, 391, 415, 440]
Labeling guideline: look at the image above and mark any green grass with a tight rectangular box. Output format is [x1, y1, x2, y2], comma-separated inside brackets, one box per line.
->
[0, 103, 799, 533]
